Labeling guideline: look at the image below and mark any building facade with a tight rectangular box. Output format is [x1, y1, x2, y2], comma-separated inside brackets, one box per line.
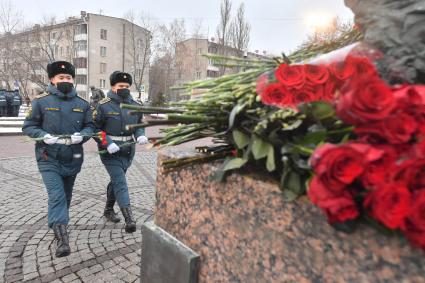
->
[174, 38, 270, 100]
[0, 12, 150, 101]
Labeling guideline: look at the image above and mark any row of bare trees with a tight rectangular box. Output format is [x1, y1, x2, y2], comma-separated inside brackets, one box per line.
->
[0, 0, 251, 103]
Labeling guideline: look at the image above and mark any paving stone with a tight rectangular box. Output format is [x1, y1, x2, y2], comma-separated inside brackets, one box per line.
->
[0, 152, 156, 282]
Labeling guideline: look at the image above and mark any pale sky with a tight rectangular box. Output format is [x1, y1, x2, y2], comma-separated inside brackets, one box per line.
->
[12, 0, 354, 55]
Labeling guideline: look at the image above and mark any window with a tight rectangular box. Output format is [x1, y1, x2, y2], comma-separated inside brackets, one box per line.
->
[74, 24, 87, 35]
[99, 79, 106, 88]
[137, 39, 143, 49]
[100, 46, 107, 57]
[100, 63, 107, 74]
[73, 58, 87, 68]
[54, 45, 59, 57]
[75, 75, 87, 85]
[66, 46, 70, 56]
[197, 48, 202, 55]
[52, 32, 57, 39]
[60, 46, 63, 57]
[207, 70, 219, 78]
[100, 29, 107, 40]
[75, 41, 87, 52]
[196, 71, 201, 79]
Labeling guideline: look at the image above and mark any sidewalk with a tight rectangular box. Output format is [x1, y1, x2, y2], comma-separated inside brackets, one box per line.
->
[0, 151, 157, 282]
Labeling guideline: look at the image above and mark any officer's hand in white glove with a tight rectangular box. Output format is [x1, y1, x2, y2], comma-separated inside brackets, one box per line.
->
[43, 134, 59, 145]
[107, 143, 120, 154]
[71, 132, 83, 144]
[137, 136, 149, 145]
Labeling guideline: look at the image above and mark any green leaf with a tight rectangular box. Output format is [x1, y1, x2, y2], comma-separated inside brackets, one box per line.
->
[282, 189, 299, 202]
[223, 157, 248, 171]
[228, 103, 246, 129]
[252, 136, 271, 160]
[209, 170, 227, 182]
[296, 131, 327, 145]
[266, 146, 275, 172]
[298, 101, 335, 121]
[232, 130, 250, 149]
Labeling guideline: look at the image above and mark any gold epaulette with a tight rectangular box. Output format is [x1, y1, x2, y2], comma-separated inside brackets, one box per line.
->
[77, 95, 89, 103]
[99, 97, 111, 105]
[35, 92, 49, 99]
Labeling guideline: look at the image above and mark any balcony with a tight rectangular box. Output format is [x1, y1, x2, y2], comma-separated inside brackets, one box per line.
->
[207, 65, 219, 72]
[75, 50, 87, 58]
[76, 68, 87, 75]
[74, 33, 87, 41]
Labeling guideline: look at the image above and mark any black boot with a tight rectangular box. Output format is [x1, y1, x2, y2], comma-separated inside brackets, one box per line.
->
[120, 206, 137, 233]
[52, 224, 71, 257]
[104, 183, 121, 223]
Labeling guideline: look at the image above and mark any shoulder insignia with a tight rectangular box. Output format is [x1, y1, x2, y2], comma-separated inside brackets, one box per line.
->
[35, 92, 49, 99]
[99, 97, 111, 105]
[77, 95, 89, 103]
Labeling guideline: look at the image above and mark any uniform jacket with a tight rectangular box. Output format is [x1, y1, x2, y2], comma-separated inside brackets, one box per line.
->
[22, 84, 94, 175]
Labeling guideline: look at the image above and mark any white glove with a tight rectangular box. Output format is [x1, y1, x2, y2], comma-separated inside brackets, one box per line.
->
[71, 132, 83, 144]
[137, 135, 149, 145]
[107, 143, 120, 154]
[43, 134, 59, 145]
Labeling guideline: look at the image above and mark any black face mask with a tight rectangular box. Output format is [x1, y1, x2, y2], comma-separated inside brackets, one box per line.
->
[56, 82, 74, 94]
[116, 88, 130, 98]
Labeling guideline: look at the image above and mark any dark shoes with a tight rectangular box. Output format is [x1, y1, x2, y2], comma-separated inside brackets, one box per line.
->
[120, 206, 137, 233]
[104, 183, 121, 223]
[52, 223, 71, 258]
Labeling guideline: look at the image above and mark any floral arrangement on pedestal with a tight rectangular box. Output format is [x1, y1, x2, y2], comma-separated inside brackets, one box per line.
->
[122, 27, 425, 251]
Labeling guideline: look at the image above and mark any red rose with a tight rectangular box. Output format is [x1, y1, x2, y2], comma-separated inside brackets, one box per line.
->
[329, 60, 355, 80]
[308, 177, 359, 224]
[260, 83, 293, 107]
[336, 76, 396, 125]
[322, 76, 342, 101]
[364, 184, 411, 229]
[355, 113, 418, 144]
[305, 64, 329, 84]
[348, 55, 378, 78]
[360, 146, 398, 189]
[293, 86, 317, 104]
[310, 143, 380, 189]
[393, 159, 425, 192]
[411, 140, 425, 159]
[275, 64, 305, 89]
[403, 191, 425, 249]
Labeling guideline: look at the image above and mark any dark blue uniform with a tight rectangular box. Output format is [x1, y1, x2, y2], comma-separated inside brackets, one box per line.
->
[0, 90, 6, 117]
[22, 84, 94, 228]
[93, 91, 144, 208]
[12, 90, 22, 117]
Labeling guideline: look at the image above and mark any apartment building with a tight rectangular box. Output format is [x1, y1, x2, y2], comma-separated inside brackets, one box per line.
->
[0, 12, 150, 101]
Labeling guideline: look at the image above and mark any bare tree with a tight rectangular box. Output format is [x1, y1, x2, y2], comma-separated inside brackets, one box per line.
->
[0, 0, 22, 33]
[124, 10, 154, 101]
[216, 0, 232, 75]
[229, 3, 251, 52]
[149, 19, 186, 102]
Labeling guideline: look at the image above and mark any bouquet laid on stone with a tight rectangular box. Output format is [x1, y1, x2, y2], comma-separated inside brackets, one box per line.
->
[122, 27, 425, 250]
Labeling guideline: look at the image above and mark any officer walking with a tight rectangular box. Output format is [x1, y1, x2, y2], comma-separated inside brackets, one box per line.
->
[12, 89, 22, 117]
[93, 71, 149, 233]
[0, 89, 6, 117]
[22, 61, 94, 257]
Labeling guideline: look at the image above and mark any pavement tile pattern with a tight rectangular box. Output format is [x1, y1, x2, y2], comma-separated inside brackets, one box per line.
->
[0, 151, 157, 282]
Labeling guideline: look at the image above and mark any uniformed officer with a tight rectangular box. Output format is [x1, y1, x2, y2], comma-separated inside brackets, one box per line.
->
[22, 61, 94, 257]
[5, 90, 14, 117]
[0, 89, 6, 117]
[12, 89, 22, 117]
[93, 71, 149, 233]
[90, 86, 105, 109]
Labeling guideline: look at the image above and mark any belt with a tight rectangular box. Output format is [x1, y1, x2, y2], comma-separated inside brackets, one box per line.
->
[108, 135, 134, 142]
[56, 138, 73, 145]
